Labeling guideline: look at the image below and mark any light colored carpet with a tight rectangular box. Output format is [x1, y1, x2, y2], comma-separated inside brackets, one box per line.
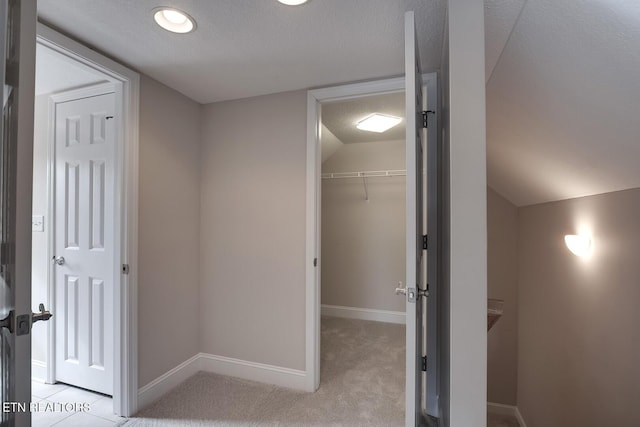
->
[487, 413, 520, 427]
[119, 317, 406, 426]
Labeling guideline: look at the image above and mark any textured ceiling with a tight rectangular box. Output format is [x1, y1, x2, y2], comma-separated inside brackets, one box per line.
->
[35, 44, 105, 95]
[37, 0, 445, 104]
[322, 91, 405, 143]
[486, 0, 640, 206]
[36, 0, 639, 207]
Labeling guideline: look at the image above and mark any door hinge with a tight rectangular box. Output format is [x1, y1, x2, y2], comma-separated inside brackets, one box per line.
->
[422, 234, 428, 250]
[421, 110, 434, 129]
[122, 264, 130, 275]
[422, 356, 427, 372]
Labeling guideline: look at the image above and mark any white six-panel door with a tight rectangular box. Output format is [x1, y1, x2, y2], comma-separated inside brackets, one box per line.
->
[54, 91, 115, 395]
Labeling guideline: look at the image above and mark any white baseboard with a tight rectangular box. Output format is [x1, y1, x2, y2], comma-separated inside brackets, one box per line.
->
[321, 304, 406, 324]
[198, 353, 307, 390]
[31, 360, 47, 383]
[514, 406, 528, 427]
[487, 402, 527, 427]
[137, 353, 307, 409]
[137, 354, 201, 410]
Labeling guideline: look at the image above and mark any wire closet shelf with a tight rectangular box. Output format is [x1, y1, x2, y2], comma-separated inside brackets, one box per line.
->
[321, 170, 406, 201]
[320, 169, 407, 179]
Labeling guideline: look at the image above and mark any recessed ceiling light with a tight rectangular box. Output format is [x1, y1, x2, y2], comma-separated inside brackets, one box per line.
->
[277, 0, 309, 5]
[356, 114, 403, 133]
[153, 7, 196, 34]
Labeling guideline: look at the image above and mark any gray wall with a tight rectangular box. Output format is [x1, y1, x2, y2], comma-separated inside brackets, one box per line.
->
[199, 90, 307, 371]
[321, 140, 405, 313]
[487, 188, 518, 405]
[517, 188, 640, 427]
[138, 76, 202, 386]
[28, 76, 202, 388]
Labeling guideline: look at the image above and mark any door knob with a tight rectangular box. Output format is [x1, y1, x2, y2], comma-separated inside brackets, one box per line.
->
[395, 281, 407, 295]
[52, 256, 65, 266]
[32, 303, 52, 324]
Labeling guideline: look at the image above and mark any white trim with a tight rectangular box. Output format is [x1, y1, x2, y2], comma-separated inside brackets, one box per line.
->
[487, 403, 527, 427]
[46, 92, 56, 385]
[487, 402, 516, 416]
[137, 354, 201, 411]
[137, 354, 307, 409]
[321, 304, 406, 324]
[515, 407, 528, 427]
[36, 23, 140, 417]
[48, 82, 115, 103]
[305, 91, 320, 393]
[306, 76, 406, 394]
[199, 353, 307, 391]
[31, 360, 47, 383]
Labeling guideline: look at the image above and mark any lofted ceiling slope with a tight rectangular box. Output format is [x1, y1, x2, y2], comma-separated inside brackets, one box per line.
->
[37, 0, 445, 104]
[486, 0, 640, 207]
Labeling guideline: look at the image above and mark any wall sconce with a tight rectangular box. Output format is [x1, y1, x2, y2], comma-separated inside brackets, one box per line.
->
[564, 234, 592, 257]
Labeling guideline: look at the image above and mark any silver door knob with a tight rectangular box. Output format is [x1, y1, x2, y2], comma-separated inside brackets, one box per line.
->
[52, 256, 65, 266]
[395, 281, 407, 295]
[32, 303, 52, 324]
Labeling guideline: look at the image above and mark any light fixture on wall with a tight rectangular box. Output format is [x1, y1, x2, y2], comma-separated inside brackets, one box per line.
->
[564, 234, 592, 257]
[356, 113, 403, 133]
[277, 0, 310, 5]
[153, 7, 196, 33]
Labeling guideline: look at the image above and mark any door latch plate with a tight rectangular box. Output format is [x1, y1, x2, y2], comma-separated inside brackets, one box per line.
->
[407, 287, 416, 303]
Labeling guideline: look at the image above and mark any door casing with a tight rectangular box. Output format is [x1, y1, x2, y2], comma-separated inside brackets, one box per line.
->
[36, 23, 140, 417]
[305, 72, 437, 424]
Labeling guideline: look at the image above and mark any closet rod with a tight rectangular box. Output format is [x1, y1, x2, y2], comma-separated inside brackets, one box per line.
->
[321, 169, 407, 179]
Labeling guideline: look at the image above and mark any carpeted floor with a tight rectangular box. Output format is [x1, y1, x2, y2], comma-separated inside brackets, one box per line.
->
[119, 317, 406, 426]
[118, 317, 520, 427]
[487, 413, 520, 427]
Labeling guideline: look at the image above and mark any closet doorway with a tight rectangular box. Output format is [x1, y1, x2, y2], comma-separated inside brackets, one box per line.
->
[318, 90, 407, 424]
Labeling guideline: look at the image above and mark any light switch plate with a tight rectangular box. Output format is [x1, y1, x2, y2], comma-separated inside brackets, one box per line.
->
[32, 215, 44, 232]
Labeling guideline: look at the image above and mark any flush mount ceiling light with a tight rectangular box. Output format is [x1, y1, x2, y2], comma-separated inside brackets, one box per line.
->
[356, 113, 403, 133]
[277, 0, 310, 5]
[153, 7, 196, 33]
[564, 234, 592, 257]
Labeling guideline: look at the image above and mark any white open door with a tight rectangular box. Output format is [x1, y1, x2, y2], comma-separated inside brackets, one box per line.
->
[404, 10, 427, 427]
[53, 90, 116, 395]
[405, 12, 442, 425]
[0, 1, 38, 426]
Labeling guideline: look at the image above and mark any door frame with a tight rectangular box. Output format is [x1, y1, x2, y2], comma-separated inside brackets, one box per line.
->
[36, 23, 140, 417]
[305, 74, 435, 397]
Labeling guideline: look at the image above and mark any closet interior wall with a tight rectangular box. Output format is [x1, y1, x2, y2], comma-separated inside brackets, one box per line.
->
[321, 139, 406, 314]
